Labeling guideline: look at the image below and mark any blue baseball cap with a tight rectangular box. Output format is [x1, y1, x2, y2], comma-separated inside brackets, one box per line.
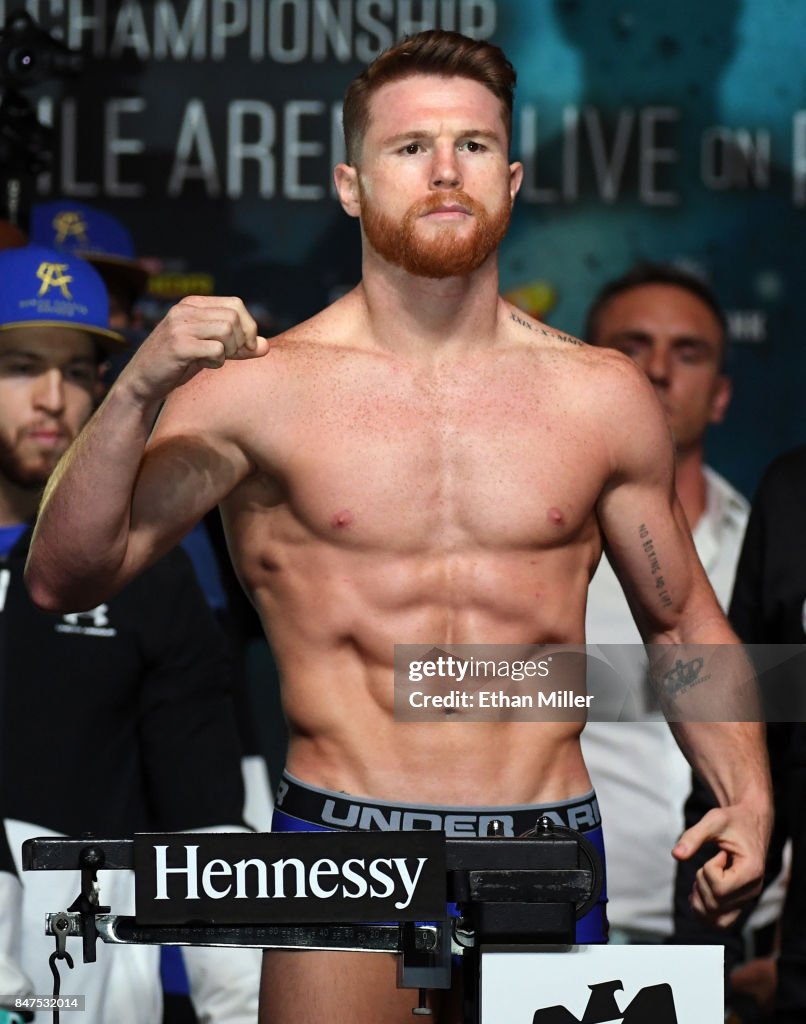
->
[30, 200, 149, 300]
[0, 244, 125, 346]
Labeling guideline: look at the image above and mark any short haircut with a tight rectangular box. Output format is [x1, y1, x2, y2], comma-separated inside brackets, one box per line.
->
[585, 262, 728, 350]
[342, 30, 516, 165]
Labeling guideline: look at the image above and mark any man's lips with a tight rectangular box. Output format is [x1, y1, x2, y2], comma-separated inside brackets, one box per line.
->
[422, 203, 471, 216]
[26, 429, 68, 447]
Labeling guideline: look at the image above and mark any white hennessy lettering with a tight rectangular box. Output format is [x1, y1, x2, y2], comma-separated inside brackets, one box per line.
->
[154, 844, 199, 900]
[202, 858, 233, 898]
[135, 832, 445, 924]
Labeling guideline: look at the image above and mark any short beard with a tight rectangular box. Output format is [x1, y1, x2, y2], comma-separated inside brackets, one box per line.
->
[359, 186, 511, 279]
[0, 441, 57, 493]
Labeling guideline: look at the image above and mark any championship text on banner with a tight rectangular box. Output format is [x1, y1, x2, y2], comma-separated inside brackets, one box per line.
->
[134, 831, 446, 925]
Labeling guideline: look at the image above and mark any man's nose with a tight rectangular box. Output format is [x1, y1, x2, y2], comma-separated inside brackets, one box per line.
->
[644, 346, 671, 386]
[430, 143, 462, 189]
[34, 369, 66, 412]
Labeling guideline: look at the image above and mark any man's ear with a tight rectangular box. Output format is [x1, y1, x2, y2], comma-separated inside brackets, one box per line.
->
[334, 164, 361, 218]
[509, 160, 524, 204]
[709, 374, 732, 425]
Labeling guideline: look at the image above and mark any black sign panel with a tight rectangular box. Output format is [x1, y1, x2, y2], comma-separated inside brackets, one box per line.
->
[134, 831, 446, 925]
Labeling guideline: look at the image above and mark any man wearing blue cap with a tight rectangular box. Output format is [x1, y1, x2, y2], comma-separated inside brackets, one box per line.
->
[29, 201, 149, 330]
[30, 202, 280, 866]
[0, 245, 260, 1022]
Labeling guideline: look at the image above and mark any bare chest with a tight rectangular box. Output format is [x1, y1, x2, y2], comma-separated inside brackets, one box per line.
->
[232, 357, 608, 552]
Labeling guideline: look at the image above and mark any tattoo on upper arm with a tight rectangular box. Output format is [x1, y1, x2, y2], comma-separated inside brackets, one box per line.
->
[662, 656, 711, 701]
[638, 523, 673, 608]
[509, 312, 584, 347]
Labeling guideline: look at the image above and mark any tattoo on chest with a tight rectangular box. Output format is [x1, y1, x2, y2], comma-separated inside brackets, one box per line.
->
[509, 311, 584, 347]
[638, 523, 673, 608]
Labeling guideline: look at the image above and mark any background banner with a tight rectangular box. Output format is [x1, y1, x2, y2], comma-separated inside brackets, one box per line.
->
[5, 0, 805, 494]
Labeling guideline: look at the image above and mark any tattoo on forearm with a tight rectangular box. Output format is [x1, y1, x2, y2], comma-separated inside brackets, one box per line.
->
[638, 523, 673, 608]
[662, 657, 711, 701]
[509, 311, 584, 347]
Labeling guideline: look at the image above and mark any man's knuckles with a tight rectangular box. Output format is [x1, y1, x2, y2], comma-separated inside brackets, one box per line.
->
[173, 296, 256, 338]
[162, 316, 250, 356]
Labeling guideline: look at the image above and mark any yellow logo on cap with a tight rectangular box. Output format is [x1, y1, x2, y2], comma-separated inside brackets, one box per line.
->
[52, 210, 89, 245]
[36, 262, 73, 298]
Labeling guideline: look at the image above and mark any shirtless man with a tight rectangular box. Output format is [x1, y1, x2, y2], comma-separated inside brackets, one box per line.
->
[25, 30, 771, 1024]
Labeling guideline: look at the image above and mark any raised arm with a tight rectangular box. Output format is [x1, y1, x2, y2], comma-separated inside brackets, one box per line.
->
[595, 353, 771, 926]
[25, 296, 270, 611]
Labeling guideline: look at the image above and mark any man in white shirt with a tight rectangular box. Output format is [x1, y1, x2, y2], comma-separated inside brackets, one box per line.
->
[581, 262, 753, 940]
[0, 823, 32, 1024]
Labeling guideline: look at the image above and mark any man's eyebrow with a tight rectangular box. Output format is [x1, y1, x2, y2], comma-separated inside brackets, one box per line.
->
[0, 349, 94, 365]
[606, 330, 652, 344]
[670, 335, 714, 349]
[0, 348, 41, 360]
[380, 128, 502, 147]
[605, 330, 718, 354]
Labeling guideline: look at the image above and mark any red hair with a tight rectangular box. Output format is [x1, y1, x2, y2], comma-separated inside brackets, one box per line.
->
[342, 30, 516, 165]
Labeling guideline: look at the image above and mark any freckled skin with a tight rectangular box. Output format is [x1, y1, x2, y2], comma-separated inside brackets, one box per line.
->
[149, 303, 618, 813]
[26, 72, 768, 1024]
[204, 312, 616, 807]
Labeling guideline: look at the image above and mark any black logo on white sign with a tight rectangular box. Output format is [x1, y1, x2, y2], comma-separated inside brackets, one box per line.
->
[532, 978, 678, 1023]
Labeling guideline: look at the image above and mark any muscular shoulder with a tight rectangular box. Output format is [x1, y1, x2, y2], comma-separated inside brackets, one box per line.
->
[504, 306, 626, 379]
[577, 349, 671, 471]
[586, 348, 674, 483]
[584, 344, 662, 411]
[149, 291, 374, 478]
[152, 315, 326, 439]
[505, 316, 674, 477]
[505, 306, 660, 398]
